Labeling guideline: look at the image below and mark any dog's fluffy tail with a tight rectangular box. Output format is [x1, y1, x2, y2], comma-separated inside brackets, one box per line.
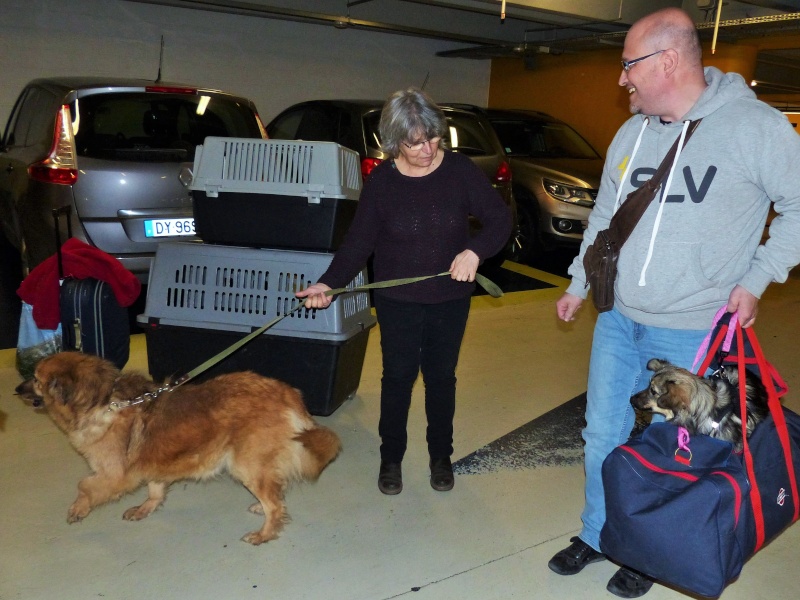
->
[296, 426, 341, 480]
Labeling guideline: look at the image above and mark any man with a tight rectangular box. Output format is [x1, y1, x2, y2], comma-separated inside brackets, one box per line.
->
[550, 7, 800, 599]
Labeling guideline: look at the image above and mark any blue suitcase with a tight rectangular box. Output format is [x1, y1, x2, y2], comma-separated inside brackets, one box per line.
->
[53, 206, 130, 369]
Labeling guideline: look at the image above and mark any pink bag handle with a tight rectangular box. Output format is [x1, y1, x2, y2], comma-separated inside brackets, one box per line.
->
[692, 306, 737, 373]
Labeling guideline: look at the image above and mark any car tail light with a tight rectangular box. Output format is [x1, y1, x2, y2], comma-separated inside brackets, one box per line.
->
[28, 104, 78, 186]
[494, 160, 512, 184]
[361, 157, 383, 180]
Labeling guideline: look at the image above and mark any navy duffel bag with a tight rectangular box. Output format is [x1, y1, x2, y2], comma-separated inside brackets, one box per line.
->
[600, 423, 753, 598]
[601, 316, 800, 598]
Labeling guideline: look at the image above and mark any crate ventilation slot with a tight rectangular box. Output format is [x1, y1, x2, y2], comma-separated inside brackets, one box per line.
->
[220, 141, 315, 185]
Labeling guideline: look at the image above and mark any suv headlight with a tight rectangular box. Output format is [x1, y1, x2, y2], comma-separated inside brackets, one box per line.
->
[543, 179, 595, 207]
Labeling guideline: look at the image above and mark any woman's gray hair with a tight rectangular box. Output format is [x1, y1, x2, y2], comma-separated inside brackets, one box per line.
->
[379, 87, 449, 157]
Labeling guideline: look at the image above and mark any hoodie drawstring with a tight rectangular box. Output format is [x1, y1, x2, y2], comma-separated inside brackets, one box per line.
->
[638, 119, 692, 286]
[613, 118, 649, 213]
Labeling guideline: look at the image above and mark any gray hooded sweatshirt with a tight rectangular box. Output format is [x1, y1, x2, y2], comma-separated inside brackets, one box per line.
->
[567, 66, 800, 330]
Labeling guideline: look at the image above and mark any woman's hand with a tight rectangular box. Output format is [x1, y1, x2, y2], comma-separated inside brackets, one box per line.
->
[450, 249, 480, 282]
[296, 282, 333, 309]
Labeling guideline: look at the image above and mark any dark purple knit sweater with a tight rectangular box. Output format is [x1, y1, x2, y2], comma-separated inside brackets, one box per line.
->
[319, 150, 512, 303]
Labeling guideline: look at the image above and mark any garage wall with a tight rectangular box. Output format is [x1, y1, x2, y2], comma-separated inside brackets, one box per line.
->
[0, 0, 491, 128]
[489, 41, 795, 154]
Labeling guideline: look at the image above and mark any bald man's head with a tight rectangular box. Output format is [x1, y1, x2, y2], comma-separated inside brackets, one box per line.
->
[628, 8, 702, 68]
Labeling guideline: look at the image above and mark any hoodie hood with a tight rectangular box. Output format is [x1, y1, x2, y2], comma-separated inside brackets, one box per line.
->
[683, 67, 756, 121]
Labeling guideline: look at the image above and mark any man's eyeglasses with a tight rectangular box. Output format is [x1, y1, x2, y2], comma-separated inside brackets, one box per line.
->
[621, 50, 665, 72]
[402, 137, 441, 152]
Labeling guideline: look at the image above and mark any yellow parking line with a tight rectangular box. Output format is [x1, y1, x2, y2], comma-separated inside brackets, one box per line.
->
[471, 260, 572, 310]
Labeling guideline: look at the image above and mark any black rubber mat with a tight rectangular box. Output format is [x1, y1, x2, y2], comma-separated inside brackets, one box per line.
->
[454, 393, 587, 474]
[455, 393, 652, 474]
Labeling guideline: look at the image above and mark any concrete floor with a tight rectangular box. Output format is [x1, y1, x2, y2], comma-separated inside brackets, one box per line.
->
[1, 261, 798, 600]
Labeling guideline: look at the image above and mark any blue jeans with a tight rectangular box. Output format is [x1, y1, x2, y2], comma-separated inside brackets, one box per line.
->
[579, 307, 708, 552]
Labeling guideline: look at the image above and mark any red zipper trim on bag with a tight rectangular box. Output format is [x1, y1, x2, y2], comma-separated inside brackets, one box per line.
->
[619, 445, 742, 525]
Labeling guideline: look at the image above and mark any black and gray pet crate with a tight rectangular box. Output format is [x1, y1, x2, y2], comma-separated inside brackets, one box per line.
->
[189, 137, 362, 251]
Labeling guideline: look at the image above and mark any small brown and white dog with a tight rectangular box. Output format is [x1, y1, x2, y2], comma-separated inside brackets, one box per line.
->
[631, 358, 769, 451]
[15, 351, 341, 545]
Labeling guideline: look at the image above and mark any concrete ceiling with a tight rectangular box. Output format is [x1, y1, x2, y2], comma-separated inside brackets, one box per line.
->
[124, 0, 800, 94]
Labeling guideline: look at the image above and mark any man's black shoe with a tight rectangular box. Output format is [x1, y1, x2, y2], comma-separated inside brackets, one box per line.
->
[429, 457, 454, 491]
[606, 566, 654, 598]
[548, 536, 606, 575]
[378, 461, 402, 495]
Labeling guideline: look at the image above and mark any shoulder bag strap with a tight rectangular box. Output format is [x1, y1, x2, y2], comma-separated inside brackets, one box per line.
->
[607, 119, 702, 248]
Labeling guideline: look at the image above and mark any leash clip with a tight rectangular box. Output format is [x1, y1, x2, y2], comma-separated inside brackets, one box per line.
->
[107, 385, 174, 411]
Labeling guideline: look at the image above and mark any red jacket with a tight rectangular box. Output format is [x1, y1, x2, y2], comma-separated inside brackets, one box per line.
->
[17, 238, 141, 330]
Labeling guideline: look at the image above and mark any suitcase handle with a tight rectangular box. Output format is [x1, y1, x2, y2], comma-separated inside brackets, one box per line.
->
[52, 206, 73, 279]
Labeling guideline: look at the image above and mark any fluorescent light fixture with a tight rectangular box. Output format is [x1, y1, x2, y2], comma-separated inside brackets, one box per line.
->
[72, 99, 81, 135]
[197, 95, 210, 116]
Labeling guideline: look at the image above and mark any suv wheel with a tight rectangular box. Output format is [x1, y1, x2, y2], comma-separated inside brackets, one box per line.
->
[514, 189, 545, 264]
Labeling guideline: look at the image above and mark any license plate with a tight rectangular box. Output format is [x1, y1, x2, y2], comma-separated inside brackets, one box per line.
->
[144, 218, 195, 238]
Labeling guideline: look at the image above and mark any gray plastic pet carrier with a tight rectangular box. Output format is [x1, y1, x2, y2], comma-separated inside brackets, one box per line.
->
[140, 242, 375, 340]
[188, 138, 362, 251]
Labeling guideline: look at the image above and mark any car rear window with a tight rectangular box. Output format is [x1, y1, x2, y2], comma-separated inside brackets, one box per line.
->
[73, 92, 262, 162]
[491, 119, 599, 160]
[363, 111, 494, 156]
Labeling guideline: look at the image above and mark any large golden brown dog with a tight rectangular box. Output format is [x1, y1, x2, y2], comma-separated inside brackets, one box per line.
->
[631, 358, 769, 451]
[16, 351, 341, 545]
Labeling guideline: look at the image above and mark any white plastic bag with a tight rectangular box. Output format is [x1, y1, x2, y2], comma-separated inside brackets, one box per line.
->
[15, 302, 62, 380]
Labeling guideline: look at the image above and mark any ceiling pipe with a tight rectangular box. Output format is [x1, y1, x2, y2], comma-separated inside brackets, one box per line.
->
[123, 0, 514, 46]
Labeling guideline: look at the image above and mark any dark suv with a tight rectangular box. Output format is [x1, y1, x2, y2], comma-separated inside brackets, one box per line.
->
[266, 100, 519, 261]
[0, 77, 266, 282]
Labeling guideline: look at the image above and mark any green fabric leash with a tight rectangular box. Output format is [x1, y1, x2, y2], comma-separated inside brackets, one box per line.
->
[170, 271, 502, 388]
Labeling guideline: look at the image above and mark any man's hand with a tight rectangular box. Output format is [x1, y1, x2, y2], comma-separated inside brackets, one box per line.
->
[727, 285, 759, 328]
[556, 292, 583, 322]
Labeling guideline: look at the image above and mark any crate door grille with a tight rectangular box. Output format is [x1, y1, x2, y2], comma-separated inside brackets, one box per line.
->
[221, 140, 314, 185]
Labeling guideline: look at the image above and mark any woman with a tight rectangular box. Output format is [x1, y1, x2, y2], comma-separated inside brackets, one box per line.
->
[296, 88, 512, 495]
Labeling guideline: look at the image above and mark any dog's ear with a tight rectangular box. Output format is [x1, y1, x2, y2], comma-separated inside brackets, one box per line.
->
[48, 373, 76, 405]
[659, 379, 691, 412]
[647, 358, 671, 372]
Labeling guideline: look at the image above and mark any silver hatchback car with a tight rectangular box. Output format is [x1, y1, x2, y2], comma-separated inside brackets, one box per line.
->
[0, 77, 266, 282]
